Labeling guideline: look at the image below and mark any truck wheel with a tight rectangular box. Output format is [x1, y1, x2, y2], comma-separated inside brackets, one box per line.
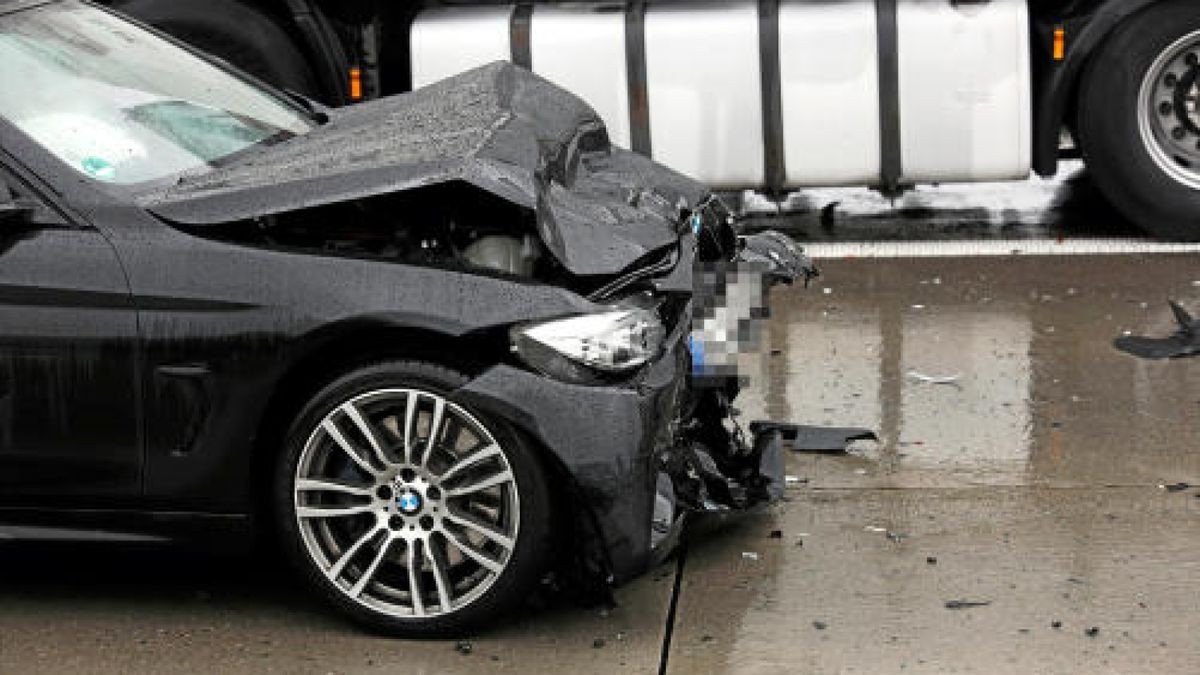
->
[114, 0, 320, 99]
[1077, 0, 1200, 240]
[273, 360, 553, 636]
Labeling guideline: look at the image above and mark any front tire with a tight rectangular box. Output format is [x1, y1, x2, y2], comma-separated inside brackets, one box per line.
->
[1077, 0, 1200, 240]
[273, 360, 552, 636]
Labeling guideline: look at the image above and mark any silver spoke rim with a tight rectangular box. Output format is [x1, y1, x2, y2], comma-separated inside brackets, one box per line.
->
[444, 529, 504, 574]
[294, 387, 519, 619]
[440, 444, 502, 483]
[297, 503, 377, 519]
[402, 395, 418, 465]
[407, 542, 426, 616]
[443, 510, 515, 550]
[350, 536, 394, 598]
[1138, 30, 1200, 190]
[340, 402, 393, 470]
[321, 420, 378, 477]
[296, 478, 375, 498]
[419, 398, 445, 468]
[444, 469, 514, 498]
[426, 539, 454, 611]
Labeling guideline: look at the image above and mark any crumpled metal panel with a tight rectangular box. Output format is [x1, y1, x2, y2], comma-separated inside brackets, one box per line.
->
[140, 62, 709, 277]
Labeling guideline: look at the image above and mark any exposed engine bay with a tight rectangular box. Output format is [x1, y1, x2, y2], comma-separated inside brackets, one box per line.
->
[185, 183, 553, 280]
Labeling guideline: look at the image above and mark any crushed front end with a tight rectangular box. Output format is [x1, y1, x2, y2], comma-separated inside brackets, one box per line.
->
[453, 195, 816, 593]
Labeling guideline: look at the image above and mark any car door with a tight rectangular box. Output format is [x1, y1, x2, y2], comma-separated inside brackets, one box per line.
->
[0, 165, 142, 503]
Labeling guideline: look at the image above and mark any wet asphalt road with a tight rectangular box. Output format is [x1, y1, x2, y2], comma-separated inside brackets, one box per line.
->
[1, 171, 1198, 674]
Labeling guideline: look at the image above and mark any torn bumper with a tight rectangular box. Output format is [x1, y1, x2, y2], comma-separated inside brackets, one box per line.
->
[453, 316, 787, 585]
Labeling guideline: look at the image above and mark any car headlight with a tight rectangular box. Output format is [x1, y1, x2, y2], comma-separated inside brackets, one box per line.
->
[511, 309, 666, 383]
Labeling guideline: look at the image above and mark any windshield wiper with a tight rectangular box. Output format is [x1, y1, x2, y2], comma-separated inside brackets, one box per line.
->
[282, 88, 330, 125]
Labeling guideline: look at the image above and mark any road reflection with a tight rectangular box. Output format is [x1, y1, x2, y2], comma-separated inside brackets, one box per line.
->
[742, 255, 1200, 487]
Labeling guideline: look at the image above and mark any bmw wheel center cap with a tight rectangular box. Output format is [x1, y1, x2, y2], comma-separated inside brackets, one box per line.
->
[397, 491, 422, 514]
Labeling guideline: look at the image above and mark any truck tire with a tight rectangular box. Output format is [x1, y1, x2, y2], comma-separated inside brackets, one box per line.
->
[114, 0, 320, 99]
[1077, 0, 1200, 240]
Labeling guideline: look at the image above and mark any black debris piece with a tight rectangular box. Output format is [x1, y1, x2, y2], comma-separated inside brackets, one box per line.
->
[813, 621, 828, 630]
[820, 202, 840, 229]
[944, 600, 991, 610]
[700, 635, 714, 643]
[1163, 482, 1191, 493]
[886, 531, 907, 543]
[592, 638, 606, 649]
[926, 556, 938, 565]
[454, 641, 473, 655]
[768, 530, 783, 539]
[1114, 301, 1199, 360]
[1085, 627, 1100, 638]
[750, 421, 878, 454]
[1052, 620, 1062, 629]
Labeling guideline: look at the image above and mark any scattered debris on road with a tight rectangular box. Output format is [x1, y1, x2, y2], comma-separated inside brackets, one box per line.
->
[454, 641, 473, 655]
[1085, 627, 1100, 638]
[1160, 482, 1191, 493]
[926, 556, 938, 565]
[750, 422, 879, 453]
[1114, 301, 1198, 359]
[742, 552, 760, 561]
[906, 370, 963, 386]
[944, 600, 992, 610]
[813, 621, 828, 630]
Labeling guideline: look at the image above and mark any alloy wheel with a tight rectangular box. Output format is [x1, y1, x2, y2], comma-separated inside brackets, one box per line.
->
[293, 388, 520, 619]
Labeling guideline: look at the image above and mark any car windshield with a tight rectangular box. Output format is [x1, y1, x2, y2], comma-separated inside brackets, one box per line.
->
[0, 0, 314, 186]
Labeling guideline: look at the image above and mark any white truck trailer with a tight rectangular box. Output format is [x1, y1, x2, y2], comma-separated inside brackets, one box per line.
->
[111, 0, 1200, 239]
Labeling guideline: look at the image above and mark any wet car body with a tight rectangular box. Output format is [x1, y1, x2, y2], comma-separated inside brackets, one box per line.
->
[0, 0, 810, 632]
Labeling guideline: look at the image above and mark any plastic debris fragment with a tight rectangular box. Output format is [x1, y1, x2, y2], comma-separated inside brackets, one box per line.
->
[1114, 301, 1198, 359]
[750, 421, 878, 453]
[906, 370, 963, 385]
[944, 600, 991, 609]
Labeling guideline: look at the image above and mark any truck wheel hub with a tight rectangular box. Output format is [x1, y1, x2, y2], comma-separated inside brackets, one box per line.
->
[1139, 32, 1200, 189]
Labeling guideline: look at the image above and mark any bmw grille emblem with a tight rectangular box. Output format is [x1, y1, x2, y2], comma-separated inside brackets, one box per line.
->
[397, 491, 422, 514]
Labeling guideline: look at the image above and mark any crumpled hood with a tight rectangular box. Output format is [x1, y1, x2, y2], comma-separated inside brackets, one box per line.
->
[140, 62, 708, 276]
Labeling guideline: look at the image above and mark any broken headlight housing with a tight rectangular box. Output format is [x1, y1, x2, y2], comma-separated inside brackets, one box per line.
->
[511, 308, 665, 383]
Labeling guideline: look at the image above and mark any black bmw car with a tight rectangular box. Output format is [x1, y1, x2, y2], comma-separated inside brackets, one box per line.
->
[0, 0, 810, 635]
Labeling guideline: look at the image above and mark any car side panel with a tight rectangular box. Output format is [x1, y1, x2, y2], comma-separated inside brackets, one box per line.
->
[0, 176, 141, 504]
[95, 207, 601, 513]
